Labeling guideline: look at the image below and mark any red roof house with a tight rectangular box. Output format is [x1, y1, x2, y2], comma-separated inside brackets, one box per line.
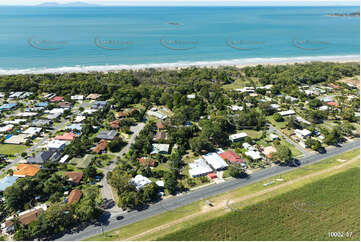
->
[55, 132, 78, 141]
[50, 96, 64, 102]
[327, 101, 338, 107]
[220, 150, 243, 163]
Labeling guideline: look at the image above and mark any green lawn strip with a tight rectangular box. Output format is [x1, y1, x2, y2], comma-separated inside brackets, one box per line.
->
[0, 144, 27, 155]
[159, 167, 360, 241]
[84, 148, 359, 241]
[280, 138, 303, 157]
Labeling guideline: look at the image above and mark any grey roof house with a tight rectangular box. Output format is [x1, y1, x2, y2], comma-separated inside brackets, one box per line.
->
[27, 150, 61, 164]
[96, 130, 118, 140]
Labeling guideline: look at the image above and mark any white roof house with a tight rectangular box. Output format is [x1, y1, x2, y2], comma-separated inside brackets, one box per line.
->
[235, 87, 255, 93]
[187, 94, 196, 99]
[202, 152, 228, 171]
[229, 132, 248, 142]
[155, 180, 164, 187]
[229, 105, 243, 111]
[59, 155, 70, 164]
[71, 95, 84, 100]
[130, 175, 152, 190]
[74, 115, 86, 123]
[245, 150, 262, 160]
[319, 105, 329, 111]
[242, 142, 254, 150]
[0, 124, 14, 133]
[151, 144, 170, 154]
[278, 110, 296, 116]
[147, 110, 168, 120]
[189, 158, 213, 177]
[23, 127, 42, 136]
[296, 116, 311, 125]
[269, 133, 280, 140]
[47, 140, 68, 151]
[16, 112, 37, 117]
[270, 104, 280, 110]
[294, 129, 312, 139]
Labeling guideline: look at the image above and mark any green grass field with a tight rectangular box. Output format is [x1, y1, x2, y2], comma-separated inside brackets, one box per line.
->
[0, 144, 27, 155]
[159, 168, 360, 241]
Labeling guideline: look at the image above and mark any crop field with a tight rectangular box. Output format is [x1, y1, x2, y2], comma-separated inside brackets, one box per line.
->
[158, 167, 360, 241]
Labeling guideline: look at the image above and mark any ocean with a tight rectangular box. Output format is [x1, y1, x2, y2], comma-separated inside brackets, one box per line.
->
[0, 6, 359, 74]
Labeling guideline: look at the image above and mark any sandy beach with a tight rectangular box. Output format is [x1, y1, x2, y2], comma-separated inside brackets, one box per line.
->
[0, 55, 359, 75]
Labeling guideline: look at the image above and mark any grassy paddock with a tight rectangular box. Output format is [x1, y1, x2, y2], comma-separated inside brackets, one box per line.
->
[85, 148, 359, 241]
[0, 144, 27, 155]
[159, 167, 360, 241]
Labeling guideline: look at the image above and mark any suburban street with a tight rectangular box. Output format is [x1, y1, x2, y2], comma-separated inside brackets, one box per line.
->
[0, 101, 92, 176]
[57, 139, 359, 241]
[267, 123, 309, 156]
[100, 122, 145, 209]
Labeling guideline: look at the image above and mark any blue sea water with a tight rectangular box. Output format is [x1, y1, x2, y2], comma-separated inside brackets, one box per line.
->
[0, 6, 359, 73]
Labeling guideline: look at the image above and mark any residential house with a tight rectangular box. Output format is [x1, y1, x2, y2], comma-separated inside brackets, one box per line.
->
[22, 127, 42, 137]
[130, 175, 152, 190]
[269, 133, 280, 141]
[245, 150, 262, 160]
[27, 150, 61, 164]
[263, 146, 277, 159]
[154, 130, 166, 141]
[92, 139, 107, 154]
[151, 143, 170, 154]
[92, 101, 107, 109]
[278, 110, 296, 116]
[203, 152, 228, 171]
[65, 123, 82, 131]
[96, 130, 118, 140]
[55, 132, 78, 141]
[138, 157, 156, 167]
[109, 120, 120, 129]
[86, 93, 101, 100]
[0, 176, 19, 193]
[50, 96, 64, 102]
[1, 204, 47, 234]
[71, 95, 84, 101]
[64, 171, 83, 185]
[0, 103, 17, 111]
[220, 150, 243, 163]
[147, 110, 167, 120]
[67, 189, 82, 204]
[294, 129, 312, 140]
[229, 132, 248, 142]
[188, 158, 213, 178]
[47, 140, 68, 151]
[4, 134, 30, 144]
[13, 164, 40, 177]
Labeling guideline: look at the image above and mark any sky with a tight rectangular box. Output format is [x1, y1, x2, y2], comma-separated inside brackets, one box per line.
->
[0, 0, 359, 6]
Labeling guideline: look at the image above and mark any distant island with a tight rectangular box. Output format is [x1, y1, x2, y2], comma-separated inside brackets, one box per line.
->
[326, 11, 360, 17]
[37, 1, 98, 7]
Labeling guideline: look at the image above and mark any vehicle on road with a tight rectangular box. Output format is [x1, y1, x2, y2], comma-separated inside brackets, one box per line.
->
[116, 215, 124, 220]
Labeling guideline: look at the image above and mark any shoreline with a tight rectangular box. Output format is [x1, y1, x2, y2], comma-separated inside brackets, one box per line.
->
[0, 55, 359, 75]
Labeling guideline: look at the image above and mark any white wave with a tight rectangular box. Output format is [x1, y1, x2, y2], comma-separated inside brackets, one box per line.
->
[0, 55, 359, 75]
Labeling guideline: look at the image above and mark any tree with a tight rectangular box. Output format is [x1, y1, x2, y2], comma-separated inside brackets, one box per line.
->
[164, 173, 178, 195]
[305, 138, 322, 150]
[83, 165, 97, 181]
[324, 128, 342, 145]
[273, 113, 284, 122]
[228, 164, 248, 178]
[108, 138, 124, 152]
[275, 145, 292, 163]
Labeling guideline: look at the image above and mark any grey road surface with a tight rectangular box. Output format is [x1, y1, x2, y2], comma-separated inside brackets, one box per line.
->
[56, 139, 359, 241]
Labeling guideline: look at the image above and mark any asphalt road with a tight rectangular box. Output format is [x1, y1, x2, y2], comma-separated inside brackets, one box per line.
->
[100, 122, 145, 206]
[57, 139, 359, 241]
